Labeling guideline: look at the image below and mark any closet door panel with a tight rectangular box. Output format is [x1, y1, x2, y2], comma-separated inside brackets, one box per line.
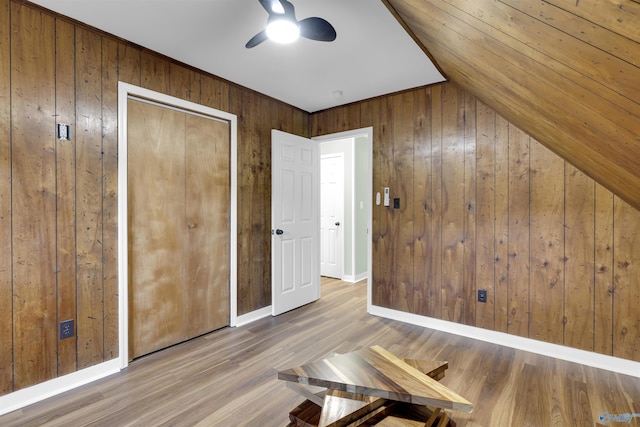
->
[185, 114, 230, 338]
[128, 99, 187, 359]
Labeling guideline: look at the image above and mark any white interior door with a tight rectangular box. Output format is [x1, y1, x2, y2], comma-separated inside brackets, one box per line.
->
[272, 130, 320, 316]
[320, 154, 344, 278]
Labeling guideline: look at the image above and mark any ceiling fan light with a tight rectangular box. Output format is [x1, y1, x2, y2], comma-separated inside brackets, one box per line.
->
[266, 19, 300, 44]
[270, 0, 285, 14]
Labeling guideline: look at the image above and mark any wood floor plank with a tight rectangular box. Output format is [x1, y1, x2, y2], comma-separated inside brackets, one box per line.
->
[1, 277, 637, 426]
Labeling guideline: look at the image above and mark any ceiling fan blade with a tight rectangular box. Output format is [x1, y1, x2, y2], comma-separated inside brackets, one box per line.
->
[299, 17, 336, 42]
[258, 0, 274, 14]
[279, 0, 296, 18]
[245, 30, 268, 48]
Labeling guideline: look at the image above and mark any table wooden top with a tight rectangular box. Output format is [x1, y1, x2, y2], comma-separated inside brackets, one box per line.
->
[278, 345, 473, 413]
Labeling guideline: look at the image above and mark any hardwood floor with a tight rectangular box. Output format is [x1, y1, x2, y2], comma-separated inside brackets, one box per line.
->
[2, 278, 638, 426]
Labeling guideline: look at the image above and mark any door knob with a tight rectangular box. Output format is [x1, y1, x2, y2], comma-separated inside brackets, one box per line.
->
[275, 229, 284, 235]
[335, 222, 340, 226]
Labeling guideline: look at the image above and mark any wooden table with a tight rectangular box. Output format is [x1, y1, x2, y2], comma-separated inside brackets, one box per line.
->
[278, 345, 473, 427]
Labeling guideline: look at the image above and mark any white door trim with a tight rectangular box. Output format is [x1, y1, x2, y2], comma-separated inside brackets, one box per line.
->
[313, 127, 373, 307]
[118, 82, 238, 369]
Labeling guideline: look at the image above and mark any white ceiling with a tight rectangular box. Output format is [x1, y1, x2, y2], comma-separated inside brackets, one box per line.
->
[28, 0, 444, 113]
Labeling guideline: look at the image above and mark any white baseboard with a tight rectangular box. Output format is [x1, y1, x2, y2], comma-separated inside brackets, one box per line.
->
[235, 306, 272, 327]
[368, 305, 640, 378]
[1, 306, 274, 416]
[0, 358, 120, 416]
[342, 273, 368, 283]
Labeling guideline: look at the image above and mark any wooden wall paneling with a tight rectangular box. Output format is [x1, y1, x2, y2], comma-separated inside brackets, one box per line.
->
[311, 109, 329, 137]
[101, 35, 119, 360]
[233, 87, 254, 315]
[141, 51, 170, 94]
[55, 18, 78, 376]
[292, 108, 308, 137]
[493, 114, 510, 333]
[594, 184, 614, 356]
[543, 0, 640, 43]
[451, 0, 639, 110]
[475, 101, 496, 330]
[75, 27, 105, 369]
[612, 198, 640, 361]
[315, 107, 331, 133]
[439, 84, 465, 323]
[275, 100, 288, 132]
[463, 92, 477, 326]
[258, 94, 272, 307]
[331, 106, 347, 133]
[429, 85, 443, 318]
[389, 0, 640, 212]
[0, 0, 11, 395]
[11, 3, 57, 389]
[311, 82, 639, 362]
[504, 0, 639, 66]
[327, 107, 338, 133]
[1, 0, 324, 394]
[321, 102, 362, 135]
[379, 96, 395, 308]
[244, 91, 269, 314]
[190, 72, 201, 104]
[118, 42, 141, 86]
[301, 108, 311, 137]
[390, 92, 414, 312]
[359, 99, 374, 136]
[412, 87, 432, 316]
[529, 139, 564, 345]
[422, 0, 640, 152]
[564, 165, 595, 352]
[360, 98, 375, 285]
[258, 94, 270, 307]
[333, 104, 350, 132]
[231, 87, 246, 315]
[169, 63, 200, 103]
[200, 74, 229, 113]
[168, 62, 189, 100]
[259, 96, 274, 308]
[362, 98, 382, 307]
[506, 125, 530, 338]
[346, 104, 361, 132]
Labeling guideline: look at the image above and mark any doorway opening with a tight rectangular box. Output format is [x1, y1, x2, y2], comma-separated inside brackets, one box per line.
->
[314, 128, 372, 301]
[320, 152, 344, 279]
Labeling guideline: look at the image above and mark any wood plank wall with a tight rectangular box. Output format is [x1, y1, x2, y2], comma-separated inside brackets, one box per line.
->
[0, 0, 308, 396]
[311, 82, 640, 363]
[384, 0, 640, 213]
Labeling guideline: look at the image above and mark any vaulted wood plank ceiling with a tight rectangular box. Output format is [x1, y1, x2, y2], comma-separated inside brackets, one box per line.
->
[384, 0, 640, 211]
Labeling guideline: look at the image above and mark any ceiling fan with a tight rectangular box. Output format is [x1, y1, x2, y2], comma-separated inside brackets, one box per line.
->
[245, 0, 337, 48]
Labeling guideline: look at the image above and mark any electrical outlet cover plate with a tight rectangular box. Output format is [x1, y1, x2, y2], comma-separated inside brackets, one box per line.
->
[60, 319, 74, 339]
[478, 289, 487, 303]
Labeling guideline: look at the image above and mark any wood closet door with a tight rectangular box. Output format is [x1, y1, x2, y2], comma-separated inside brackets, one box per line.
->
[128, 99, 230, 360]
